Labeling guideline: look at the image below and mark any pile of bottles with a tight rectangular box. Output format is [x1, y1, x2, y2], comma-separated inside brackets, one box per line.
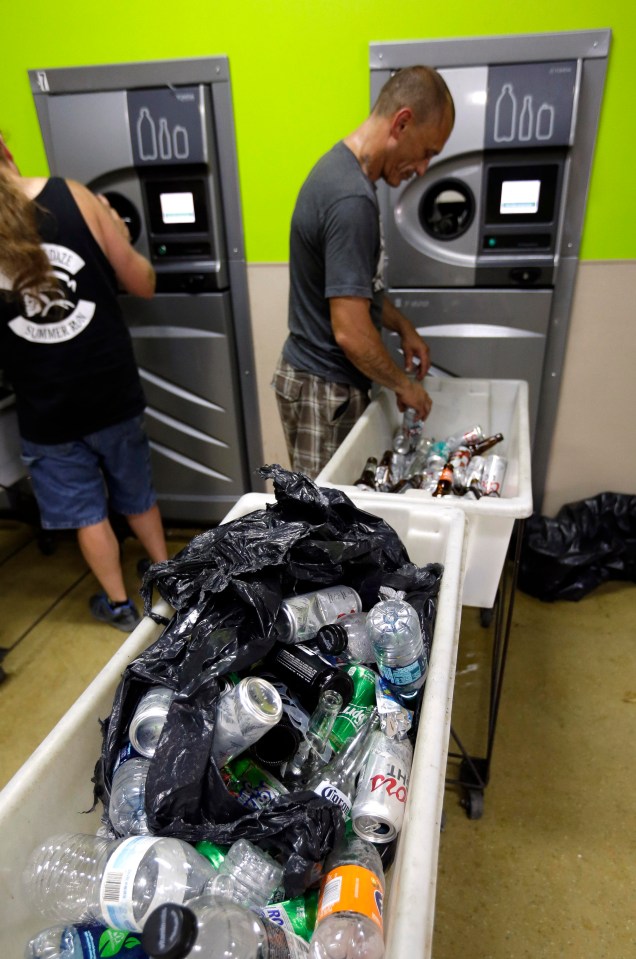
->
[353, 409, 507, 498]
[23, 582, 433, 958]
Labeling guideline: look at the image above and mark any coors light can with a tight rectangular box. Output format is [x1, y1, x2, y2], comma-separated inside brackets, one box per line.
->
[351, 730, 413, 843]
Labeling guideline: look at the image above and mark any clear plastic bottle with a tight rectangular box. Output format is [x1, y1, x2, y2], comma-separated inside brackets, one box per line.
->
[315, 613, 375, 665]
[310, 834, 385, 959]
[366, 597, 427, 701]
[25, 923, 148, 958]
[306, 709, 379, 816]
[212, 677, 283, 768]
[205, 838, 283, 910]
[23, 833, 216, 932]
[109, 756, 152, 836]
[282, 689, 343, 785]
[141, 897, 310, 958]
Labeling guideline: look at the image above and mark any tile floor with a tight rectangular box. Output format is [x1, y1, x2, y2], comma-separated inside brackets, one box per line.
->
[0, 516, 634, 957]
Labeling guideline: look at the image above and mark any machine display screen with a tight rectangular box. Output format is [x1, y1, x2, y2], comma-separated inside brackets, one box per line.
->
[160, 191, 196, 225]
[500, 180, 541, 215]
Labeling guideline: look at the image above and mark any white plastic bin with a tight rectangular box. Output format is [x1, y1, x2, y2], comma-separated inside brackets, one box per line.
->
[316, 378, 533, 608]
[0, 494, 465, 959]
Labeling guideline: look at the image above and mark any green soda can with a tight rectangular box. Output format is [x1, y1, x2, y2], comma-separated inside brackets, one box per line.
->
[224, 756, 288, 810]
[258, 889, 319, 941]
[329, 665, 377, 750]
[195, 839, 228, 870]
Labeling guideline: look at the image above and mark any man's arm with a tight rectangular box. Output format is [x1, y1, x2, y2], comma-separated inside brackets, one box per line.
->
[67, 181, 155, 298]
[330, 296, 432, 419]
[381, 296, 430, 378]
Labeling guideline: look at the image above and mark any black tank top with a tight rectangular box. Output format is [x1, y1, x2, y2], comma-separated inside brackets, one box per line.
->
[0, 177, 145, 443]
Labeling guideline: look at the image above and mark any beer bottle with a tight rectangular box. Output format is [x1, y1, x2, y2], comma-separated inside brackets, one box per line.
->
[432, 462, 454, 497]
[467, 432, 504, 456]
[374, 450, 393, 491]
[390, 474, 424, 493]
[353, 456, 378, 490]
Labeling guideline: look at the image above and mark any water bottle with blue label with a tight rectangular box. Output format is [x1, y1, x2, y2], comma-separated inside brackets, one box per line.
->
[366, 589, 427, 701]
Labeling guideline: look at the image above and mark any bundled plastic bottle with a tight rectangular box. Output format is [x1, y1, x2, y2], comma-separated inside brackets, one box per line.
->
[141, 898, 310, 958]
[23, 833, 216, 932]
[306, 709, 379, 817]
[205, 838, 283, 910]
[310, 834, 385, 959]
[366, 593, 427, 701]
[109, 755, 152, 836]
[25, 923, 148, 958]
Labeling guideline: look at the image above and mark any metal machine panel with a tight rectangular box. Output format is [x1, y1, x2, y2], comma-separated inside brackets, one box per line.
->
[45, 91, 133, 183]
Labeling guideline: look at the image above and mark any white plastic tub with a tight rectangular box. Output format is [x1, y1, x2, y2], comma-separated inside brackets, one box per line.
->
[316, 378, 533, 608]
[0, 494, 465, 959]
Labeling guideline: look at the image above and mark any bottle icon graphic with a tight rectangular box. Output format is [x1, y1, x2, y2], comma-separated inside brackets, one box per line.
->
[519, 95, 534, 141]
[173, 124, 190, 159]
[494, 84, 517, 143]
[136, 108, 157, 161]
[536, 103, 555, 141]
[158, 118, 172, 160]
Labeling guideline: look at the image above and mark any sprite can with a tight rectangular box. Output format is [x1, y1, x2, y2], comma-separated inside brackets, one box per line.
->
[223, 756, 288, 810]
[258, 889, 319, 941]
[194, 839, 228, 870]
[329, 665, 377, 750]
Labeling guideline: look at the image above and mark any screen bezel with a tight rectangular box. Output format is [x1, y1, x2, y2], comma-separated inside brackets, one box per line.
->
[484, 163, 560, 225]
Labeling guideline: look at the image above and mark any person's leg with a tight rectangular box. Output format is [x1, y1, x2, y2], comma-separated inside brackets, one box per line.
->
[126, 503, 168, 563]
[292, 376, 369, 479]
[272, 356, 301, 468]
[77, 519, 128, 603]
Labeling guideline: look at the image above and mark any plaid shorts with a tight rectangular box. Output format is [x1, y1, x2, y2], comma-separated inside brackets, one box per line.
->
[272, 356, 369, 479]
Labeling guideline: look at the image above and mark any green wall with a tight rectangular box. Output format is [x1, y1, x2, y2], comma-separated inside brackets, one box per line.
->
[2, 2, 633, 262]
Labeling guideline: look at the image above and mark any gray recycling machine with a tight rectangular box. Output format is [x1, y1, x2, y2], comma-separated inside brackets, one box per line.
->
[29, 57, 264, 524]
[371, 30, 610, 506]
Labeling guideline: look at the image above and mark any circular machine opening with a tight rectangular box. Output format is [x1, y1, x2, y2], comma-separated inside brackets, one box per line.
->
[101, 191, 142, 245]
[419, 179, 475, 241]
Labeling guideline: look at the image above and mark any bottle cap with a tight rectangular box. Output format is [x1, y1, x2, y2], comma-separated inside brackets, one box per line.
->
[315, 624, 348, 656]
[142, 903, 198, 958]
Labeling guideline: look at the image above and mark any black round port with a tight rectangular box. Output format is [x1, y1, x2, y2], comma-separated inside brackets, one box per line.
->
[419, 179, 475, 241]
[100, 191, 143, 245]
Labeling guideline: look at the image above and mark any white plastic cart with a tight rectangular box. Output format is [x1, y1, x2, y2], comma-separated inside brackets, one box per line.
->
[0, 494, 465, 959]
[316, 378, 534, 820]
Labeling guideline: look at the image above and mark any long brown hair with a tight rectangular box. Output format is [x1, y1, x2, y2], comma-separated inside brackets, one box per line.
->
[0, 133, 58, 301]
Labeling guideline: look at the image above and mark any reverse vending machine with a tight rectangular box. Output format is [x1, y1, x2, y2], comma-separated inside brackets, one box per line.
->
[370, 30, 610, 505]
[29, 57, 263, 523]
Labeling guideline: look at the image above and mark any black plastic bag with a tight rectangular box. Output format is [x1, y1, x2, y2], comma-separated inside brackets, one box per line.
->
[518, 491, 636, 602]
[95, 465, 443, 895]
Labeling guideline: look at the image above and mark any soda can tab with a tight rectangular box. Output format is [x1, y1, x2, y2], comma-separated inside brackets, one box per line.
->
[351, 730, 413, 843]
[223, 756, 288, 810]
[480, 455, 508, 496]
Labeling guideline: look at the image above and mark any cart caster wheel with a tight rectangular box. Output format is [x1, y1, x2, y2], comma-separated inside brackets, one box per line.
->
[479, 606, 494, 628]
[462, 789, 484, 820]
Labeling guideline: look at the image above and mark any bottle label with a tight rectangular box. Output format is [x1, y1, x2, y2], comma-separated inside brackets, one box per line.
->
[99, 837, 189, 931]
[317, 863, 383, 931]
[260, 898, 313, 941]
[77, 925, 147, 957]
[263, 922, 310, 959]
[313, 781, 352, 814]
[378, 656, 426, 687]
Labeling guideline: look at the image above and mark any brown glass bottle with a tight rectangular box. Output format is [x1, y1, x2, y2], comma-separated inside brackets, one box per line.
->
[354, 456, 378, 490]
[390, 474, 424, 494]
[468, 433, 504, 456]
[432, 462, 454, 497]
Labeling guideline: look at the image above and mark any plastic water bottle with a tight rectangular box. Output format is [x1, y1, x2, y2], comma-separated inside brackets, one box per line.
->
[109, 756, 152, 836]
[310, 833, 385, 959]
[205, 838, 283, 909]
[141, 898, 310, 957]
[25, 923, 148, 958]
[23, 833, 216, 932]
[315, 613, 376, 665]
[366, 595, 427, 701]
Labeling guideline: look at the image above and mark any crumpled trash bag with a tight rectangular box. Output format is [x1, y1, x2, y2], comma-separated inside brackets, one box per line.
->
[94, 464, 443, 895]
[518, 491, 636, 602]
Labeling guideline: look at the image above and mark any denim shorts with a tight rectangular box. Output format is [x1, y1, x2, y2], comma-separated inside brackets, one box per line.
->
[20, 415, 157, 530]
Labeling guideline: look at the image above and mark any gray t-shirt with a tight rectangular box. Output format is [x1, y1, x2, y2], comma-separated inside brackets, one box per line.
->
[283, 141, 384, 391]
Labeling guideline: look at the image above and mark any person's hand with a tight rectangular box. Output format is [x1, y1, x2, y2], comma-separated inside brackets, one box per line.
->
[396, 379, 433, 420]
[97, 194, 131, 242]
[400, 326, 431, 379]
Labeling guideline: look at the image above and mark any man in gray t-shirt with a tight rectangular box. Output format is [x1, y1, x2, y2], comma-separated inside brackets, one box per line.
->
[274, 66, 454, 478]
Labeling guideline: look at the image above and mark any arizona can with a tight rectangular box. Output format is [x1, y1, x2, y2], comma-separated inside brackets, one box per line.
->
[351, 731, 413, 843]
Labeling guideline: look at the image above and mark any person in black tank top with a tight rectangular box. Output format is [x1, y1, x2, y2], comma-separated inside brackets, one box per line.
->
[0, 133, 169, 632]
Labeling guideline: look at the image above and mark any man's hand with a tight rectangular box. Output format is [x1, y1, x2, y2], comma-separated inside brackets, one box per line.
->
[381, 296, 431, 378]
[396, 378, 433, 420]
